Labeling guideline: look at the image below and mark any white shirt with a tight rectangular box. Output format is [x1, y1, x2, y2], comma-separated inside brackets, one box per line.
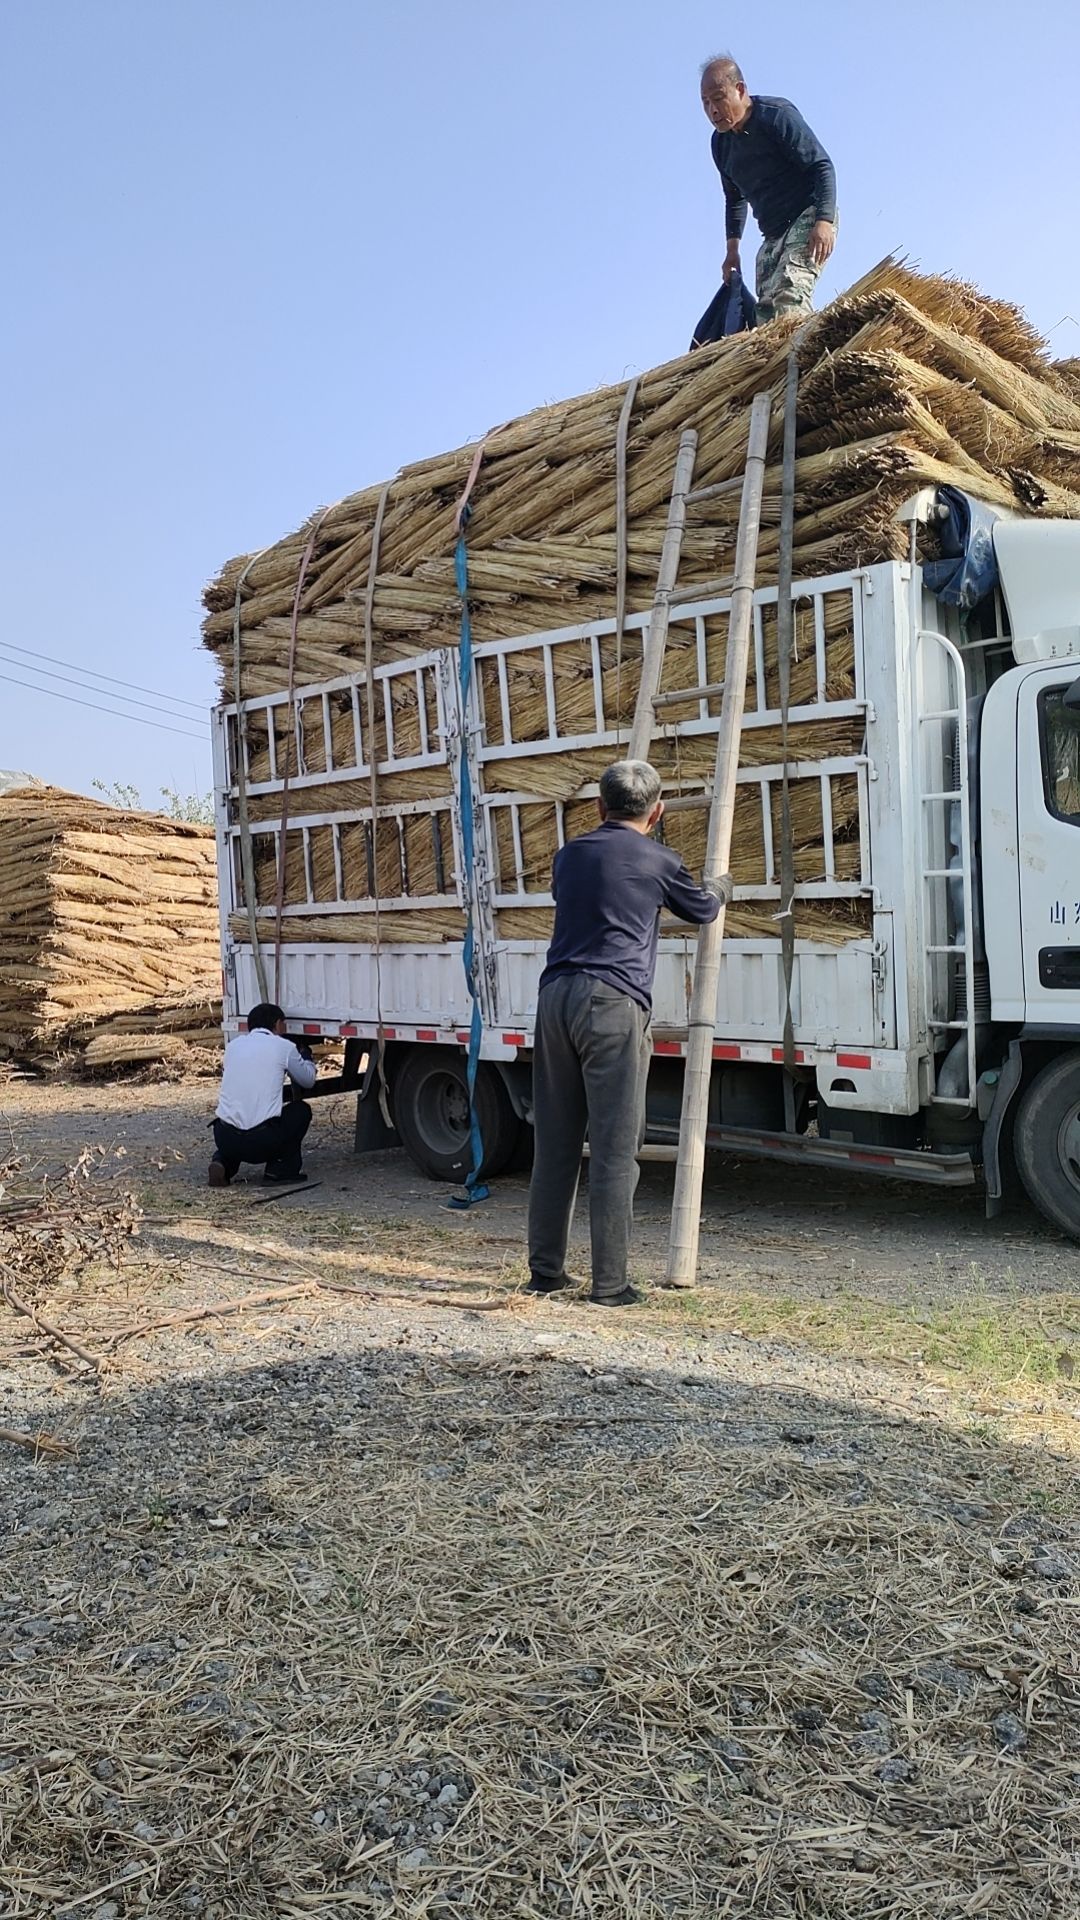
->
[216, 1029, 317, 1131]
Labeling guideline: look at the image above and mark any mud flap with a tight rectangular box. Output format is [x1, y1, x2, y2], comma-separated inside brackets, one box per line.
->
[981, 1039, 1023, 1217]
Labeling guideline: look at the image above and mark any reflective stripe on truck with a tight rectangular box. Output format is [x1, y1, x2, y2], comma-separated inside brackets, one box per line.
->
[224, 1017, 900, 1075]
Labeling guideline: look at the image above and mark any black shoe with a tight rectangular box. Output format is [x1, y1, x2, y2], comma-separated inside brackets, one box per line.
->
[525, 1272, 578, 1295]
[208, 1160, 231, 1189]
[588, 1286, 643, 1308]
[262, 1170, 308, 1186]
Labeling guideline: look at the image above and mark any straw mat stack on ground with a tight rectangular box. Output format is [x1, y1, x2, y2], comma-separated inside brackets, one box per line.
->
[0, 788, 220, 1060]
[79, 990, 224, 1073]
[203, 260, 1080, 951]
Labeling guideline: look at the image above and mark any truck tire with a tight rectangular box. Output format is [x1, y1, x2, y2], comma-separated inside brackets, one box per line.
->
[392, 1048, 519, 1184]
[1013, 1051, 1080, 1240]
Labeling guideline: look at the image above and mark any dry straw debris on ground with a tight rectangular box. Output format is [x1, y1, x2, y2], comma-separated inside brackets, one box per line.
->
[3, 1356, 1080, 1920]
[2, 1084, 1080, 1918]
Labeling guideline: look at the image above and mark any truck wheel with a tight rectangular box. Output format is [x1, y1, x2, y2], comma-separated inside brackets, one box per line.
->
[392, 1048, 519, 1184]
[1013, 1052, 1080, 1240]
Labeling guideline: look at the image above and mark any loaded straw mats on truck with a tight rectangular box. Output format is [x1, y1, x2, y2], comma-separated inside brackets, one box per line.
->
[202, 259, 1080, 961]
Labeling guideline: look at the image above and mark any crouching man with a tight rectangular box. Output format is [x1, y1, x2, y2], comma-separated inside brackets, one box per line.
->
[527, 760, 726, 1306]
[210, 1002, 318, 1187]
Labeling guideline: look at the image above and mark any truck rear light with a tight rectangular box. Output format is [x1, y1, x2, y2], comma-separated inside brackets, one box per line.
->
[837, 1051, 872, 1069]
[417, 1028, 438, 1042]
[503, 1032, 525, 1046]
[303, 1023, 321, 1035]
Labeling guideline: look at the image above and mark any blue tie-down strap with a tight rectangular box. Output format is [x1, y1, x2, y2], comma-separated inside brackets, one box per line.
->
[446, 519, 490, 1209]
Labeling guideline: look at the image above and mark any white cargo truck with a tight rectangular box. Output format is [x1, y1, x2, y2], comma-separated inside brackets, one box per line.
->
[211, 497, 1080, 1239]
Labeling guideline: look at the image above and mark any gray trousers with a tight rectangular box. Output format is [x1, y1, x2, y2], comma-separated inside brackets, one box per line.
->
[527, 973, 652, 1300]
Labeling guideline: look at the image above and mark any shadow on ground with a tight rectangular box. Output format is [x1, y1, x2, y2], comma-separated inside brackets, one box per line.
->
[2, 1335, 1078, 1918]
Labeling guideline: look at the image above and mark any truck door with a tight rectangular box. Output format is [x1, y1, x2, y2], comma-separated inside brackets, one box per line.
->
[1017, 666, 1080, 1025]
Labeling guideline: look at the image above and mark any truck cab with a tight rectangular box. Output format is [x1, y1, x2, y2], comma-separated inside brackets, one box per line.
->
[973, 520, 1080, 1233]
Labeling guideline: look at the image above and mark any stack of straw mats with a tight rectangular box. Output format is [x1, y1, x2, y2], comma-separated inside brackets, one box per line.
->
[0, 787, 220, 1058]
[79, 990, 224, 1072]
[204, 258, 1080, 701]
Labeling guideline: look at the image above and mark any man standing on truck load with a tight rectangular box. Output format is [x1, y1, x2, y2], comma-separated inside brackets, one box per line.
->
[701, 55, 836, 324]
[527, 761, 728, 1307]
[209, 1002, 318, 1187]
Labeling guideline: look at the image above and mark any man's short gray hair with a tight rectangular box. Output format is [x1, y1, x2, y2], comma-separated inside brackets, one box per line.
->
[599, 760, 662, 821]
[701, 53, 744, 87]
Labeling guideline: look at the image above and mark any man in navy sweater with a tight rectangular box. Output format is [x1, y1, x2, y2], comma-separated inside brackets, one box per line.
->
[527, 761, 726, 1307]
[701, 55, 837, 324]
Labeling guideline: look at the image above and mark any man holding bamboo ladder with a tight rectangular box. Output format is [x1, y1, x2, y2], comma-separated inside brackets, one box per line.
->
[701, 55, 837, 324]
[525, 761, 726, 1307]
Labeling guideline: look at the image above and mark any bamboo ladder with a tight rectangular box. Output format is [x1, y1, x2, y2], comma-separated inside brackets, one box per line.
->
[623, 390, 774, 1289]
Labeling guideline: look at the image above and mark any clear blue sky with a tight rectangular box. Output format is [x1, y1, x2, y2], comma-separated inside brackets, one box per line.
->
[3, 0, 1078, 804]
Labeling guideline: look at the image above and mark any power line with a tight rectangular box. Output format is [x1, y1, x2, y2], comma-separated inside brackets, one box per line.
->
[0, 638, 206, 715]
[0, 648, 211, 727]
[0, 669, 207, 740]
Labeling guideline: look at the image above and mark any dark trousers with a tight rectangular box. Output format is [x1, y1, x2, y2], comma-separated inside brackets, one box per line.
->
[212, 1102, 312, 1180]
[527, 974, 652, 1300]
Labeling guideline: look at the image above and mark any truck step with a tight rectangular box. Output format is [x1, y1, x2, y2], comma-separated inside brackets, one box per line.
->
[643, 1120, 977, 1187]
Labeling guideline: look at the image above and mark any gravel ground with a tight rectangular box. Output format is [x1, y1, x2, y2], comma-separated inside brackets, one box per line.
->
[5, 1074, 1080, 1304]
[2, 1076, 1080, 1916]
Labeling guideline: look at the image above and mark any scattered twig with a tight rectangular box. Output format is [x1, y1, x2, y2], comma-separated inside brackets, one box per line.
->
[6, 1263, 516, 1373]
[0, 1425, 72, 1459]
[5, 1339, 84, 1376]
[136, 1257, 320, 1288]
[102, 1278, 513, 1351]
[1, 1279, 103, 1374]
[100, 1282, 318, 1350]
[315, 1278, 511, 1313]
[253, 1181, 324, 1206]
[416, 1293, 511, 1314]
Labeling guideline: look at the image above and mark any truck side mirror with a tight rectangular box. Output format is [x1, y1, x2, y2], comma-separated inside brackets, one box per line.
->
[1064, 675, 1080, 712]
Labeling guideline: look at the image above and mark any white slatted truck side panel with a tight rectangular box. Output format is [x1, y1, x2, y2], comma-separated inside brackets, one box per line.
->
[213, 648, 480, 1038]
[479, 565, 920, 1115]
[215, 565, 919, 1073]
[212, 561, 943, 1157]
[212, 524, 1080, 1236]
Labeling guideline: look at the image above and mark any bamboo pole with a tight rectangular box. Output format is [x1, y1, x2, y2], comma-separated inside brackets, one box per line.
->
[775, 348, 801, 1071]
[664, 390, 772, 1290]
[232, 554, 270, 1002]
[626, 429, 698, 763]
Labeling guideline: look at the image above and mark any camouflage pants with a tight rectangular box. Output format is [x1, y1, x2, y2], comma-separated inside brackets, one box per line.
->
[756, 206, 834, 324]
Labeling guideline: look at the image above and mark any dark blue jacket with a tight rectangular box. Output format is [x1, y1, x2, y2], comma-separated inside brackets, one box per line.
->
[712, 95, 836, 241]
[540, 821, 720, 1013]
[691, 272, 758, 350]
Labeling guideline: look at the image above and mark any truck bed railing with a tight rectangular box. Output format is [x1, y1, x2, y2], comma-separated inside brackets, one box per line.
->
[472, 582, 873, 919]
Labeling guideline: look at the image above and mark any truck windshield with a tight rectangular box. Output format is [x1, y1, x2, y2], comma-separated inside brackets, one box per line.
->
[1040, 686, 1080, 824]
